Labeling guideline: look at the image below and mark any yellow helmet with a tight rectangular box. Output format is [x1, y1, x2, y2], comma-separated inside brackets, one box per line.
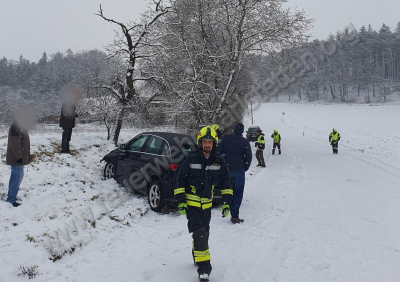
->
[197, 126, 218, 146]
[274, 129, 278, 133]
[211, 124, 219, 131]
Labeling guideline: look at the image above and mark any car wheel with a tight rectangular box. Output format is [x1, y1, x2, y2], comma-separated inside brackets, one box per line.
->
[104, 162, 115, 179]
[147, 180, 165, 212]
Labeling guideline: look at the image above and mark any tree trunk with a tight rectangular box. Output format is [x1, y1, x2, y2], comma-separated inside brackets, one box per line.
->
[298, 86, 302, 101]
[329, 83, 336, 100]
[113, 105, 126, 145]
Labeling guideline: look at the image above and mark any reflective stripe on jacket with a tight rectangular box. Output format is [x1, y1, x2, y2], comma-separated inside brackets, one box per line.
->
[173, 149, 233, 209]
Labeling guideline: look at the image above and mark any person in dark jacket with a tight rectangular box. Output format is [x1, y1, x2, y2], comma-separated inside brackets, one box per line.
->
[217, 123, 252, 223]
[329, 128, 341, 154]
[6, 105, 36, 207]
[255, 129, 266, 167]
[271, 129, 281, 155]
[173, 126, 233, 282]
[59, 88, 80, 153]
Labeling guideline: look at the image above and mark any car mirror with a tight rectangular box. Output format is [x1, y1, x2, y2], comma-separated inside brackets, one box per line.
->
[119, 144, 126, 150]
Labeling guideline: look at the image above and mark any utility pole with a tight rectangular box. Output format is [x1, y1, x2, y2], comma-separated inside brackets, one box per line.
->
[250, 101, 253, 124]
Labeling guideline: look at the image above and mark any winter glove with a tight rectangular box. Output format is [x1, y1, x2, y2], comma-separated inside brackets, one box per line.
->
[16, 158, 23, 164]
[222, 203, 230, 218]
[255, 142, 258, 147]
[178, 202, 188, 216]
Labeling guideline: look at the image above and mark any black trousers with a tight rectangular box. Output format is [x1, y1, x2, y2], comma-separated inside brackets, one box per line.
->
[272, 142, 281, 154]
[187, 207, 212, 275]
[331, 141, 339, 154]
[61, 128, 73, 152]
[256, 149, 265, 166]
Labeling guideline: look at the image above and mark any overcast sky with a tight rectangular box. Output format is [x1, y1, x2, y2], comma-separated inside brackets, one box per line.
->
[1, 0, 399, 62]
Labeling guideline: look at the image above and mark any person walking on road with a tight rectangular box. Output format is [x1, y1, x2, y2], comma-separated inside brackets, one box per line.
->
[271, 129, 281, 155]
[6, 105, 36, 207]
[255, 129, 266, 167]
[173, 126, 233, 282]
[329, 128, 341, 154]
[217, 123, 252, 224]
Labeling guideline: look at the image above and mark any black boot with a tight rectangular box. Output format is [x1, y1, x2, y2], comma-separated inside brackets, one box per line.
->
[279, 150, 281, 154]
[272, 149, 275, 155]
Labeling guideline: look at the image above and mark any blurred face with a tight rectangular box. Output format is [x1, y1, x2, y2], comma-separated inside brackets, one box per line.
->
[201, 139, 214, 154]
[15, 104, 37, 130]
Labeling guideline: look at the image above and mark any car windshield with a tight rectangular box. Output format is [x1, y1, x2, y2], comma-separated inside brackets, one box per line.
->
[248, 128, 259, 133]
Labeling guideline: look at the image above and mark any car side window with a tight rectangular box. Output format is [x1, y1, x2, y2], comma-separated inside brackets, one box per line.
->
[161, 141, 169, 155]
[143, 136, 164, 155]
[126, 135, 148, 152]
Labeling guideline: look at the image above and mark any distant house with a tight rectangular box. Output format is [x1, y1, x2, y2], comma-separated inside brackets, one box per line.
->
[149, 95, 172, 111]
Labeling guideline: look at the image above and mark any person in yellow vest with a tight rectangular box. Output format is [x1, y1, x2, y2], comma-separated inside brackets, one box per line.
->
[271, 129, 281, 155]
[211, 124, 222, 143]
[329, 128, 341, 154]
[255, 129, 266, 167]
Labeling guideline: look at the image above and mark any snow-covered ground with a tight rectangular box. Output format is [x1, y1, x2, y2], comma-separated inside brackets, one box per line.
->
[1, 103, 400, 282]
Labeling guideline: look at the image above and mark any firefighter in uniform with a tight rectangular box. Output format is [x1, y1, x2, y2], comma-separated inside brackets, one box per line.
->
[271, 129, 281, 155]
[255, 129, 266, 167]
[173, 126, 233, 282]
[329, 128, 341, 154]
[211, 124, 223, 143]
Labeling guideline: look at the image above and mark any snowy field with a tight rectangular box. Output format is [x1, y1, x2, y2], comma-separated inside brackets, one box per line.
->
[1, 102, 400, 282]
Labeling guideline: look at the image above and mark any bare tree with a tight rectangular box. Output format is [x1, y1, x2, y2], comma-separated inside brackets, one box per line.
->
[151, 0, 312, 130]
[95, 1, 170, 144]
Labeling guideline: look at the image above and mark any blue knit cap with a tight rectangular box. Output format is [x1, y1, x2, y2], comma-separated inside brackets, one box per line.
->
[234, 123, 244, 134]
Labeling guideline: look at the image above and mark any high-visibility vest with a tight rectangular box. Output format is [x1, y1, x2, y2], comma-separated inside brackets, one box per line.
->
[273, 133, 280, 143]
[331, 132, 339, 141]
[257, 135, 265, 144]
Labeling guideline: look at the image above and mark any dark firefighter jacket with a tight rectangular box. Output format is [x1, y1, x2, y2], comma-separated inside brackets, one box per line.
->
[173, 148, 233, 209]
[255, 133, 265, 150]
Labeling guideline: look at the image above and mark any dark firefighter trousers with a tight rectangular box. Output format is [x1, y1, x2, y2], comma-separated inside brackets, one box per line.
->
[272, 142, 281, 154]
[256, 149, 265, 166]
[331, 141, 339, 154]
[187, 206, 212, 275]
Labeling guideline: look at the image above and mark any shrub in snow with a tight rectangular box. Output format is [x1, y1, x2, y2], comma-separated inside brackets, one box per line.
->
[18, 265, 40, 279]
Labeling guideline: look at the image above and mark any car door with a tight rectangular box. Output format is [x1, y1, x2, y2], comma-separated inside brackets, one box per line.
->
[116, 134, 149, 184]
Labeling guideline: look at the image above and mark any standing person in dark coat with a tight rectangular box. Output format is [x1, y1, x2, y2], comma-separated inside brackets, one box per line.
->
[255, 129, 266, 167]
[217, 123, 252, 223]
[6, 105, 36, 207]
[59, 88, 81, 154]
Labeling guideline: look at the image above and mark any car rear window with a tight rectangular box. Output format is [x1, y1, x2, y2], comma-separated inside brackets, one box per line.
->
[248, 128, 259, 133]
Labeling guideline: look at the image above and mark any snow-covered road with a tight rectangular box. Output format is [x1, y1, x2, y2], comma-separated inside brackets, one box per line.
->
[1, 103, 400, 282]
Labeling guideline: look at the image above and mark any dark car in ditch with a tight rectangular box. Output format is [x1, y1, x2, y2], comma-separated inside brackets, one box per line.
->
[101, 132, 209, 212]
[246, 126, 261, 142]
